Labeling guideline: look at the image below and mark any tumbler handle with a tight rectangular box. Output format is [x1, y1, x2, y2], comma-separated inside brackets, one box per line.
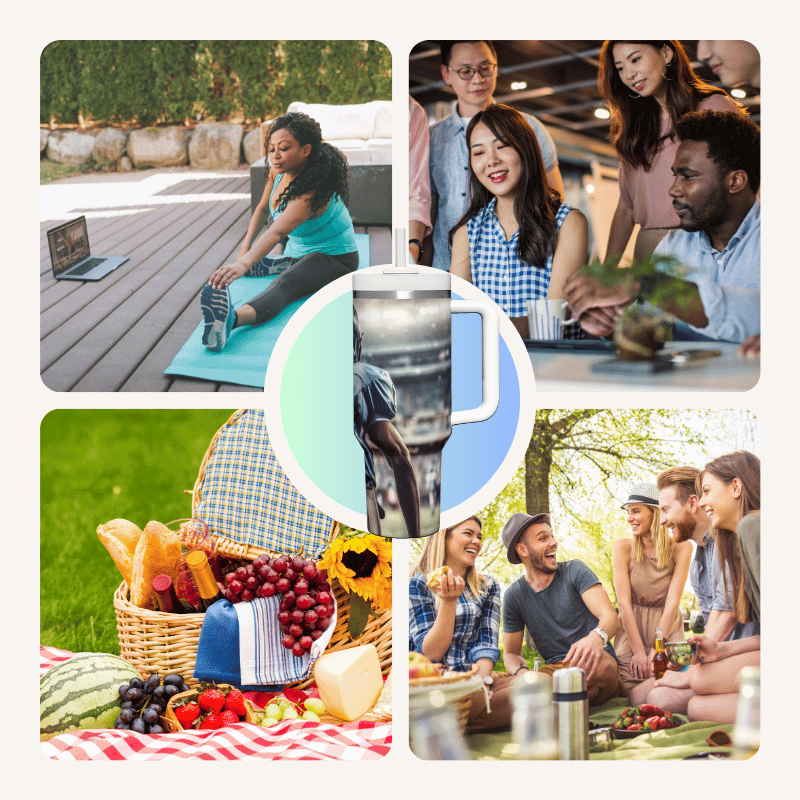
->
[451, 298, 500, 426]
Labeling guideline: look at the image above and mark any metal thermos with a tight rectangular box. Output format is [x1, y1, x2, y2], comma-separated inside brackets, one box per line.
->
[511, 671, 557, 760]
[410, 696, 471, 760]
[552, 667, 589, 760]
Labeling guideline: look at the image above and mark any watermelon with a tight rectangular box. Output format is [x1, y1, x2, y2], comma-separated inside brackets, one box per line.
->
[40, 652, 141, 740]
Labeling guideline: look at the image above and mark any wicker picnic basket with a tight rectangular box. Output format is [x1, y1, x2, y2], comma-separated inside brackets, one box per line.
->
[408, 664, 481, 732]
[113, 410, 392, 694]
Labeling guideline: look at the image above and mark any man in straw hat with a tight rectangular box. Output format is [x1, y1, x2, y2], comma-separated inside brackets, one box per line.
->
[501, 512, 621, 705]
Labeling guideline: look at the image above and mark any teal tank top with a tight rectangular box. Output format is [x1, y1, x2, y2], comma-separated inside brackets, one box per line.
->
[270, 173, 357, 258]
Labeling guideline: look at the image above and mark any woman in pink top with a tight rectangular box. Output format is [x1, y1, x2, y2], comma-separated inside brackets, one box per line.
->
[598, 41, 740, 261]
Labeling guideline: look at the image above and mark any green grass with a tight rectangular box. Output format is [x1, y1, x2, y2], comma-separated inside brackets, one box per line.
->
[40, 409, 235, 654]
[40, 158, 91, 184]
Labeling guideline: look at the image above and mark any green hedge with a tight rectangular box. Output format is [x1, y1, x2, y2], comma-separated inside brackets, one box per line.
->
[41, 40, 391, 126]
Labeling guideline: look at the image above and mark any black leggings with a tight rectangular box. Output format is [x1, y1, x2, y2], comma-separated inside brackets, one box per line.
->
[246, 250, 359, 324]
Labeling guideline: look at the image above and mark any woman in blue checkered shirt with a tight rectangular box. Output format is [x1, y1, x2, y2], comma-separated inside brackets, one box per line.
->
[409, 517, 518, 731]
[449, 104, 588, 339]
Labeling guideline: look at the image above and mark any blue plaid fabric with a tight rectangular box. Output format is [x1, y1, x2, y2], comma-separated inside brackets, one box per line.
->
[409, 571, 501, 672]
[467, 199, 573, 318]
[194, 410, 333, 558]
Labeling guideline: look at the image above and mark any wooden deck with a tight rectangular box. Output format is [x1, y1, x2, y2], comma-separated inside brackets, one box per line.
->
[40, 168, 391, 392]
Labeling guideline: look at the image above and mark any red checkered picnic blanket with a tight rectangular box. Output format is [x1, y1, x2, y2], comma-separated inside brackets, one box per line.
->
[40, 646, 391, 761]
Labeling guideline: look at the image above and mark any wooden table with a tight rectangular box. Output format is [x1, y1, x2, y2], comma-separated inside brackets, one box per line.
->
[528, 341, 759, 391]
[40, 168, 390, 392]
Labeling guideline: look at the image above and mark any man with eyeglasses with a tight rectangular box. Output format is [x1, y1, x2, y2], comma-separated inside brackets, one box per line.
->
[427, 41, 564, 271]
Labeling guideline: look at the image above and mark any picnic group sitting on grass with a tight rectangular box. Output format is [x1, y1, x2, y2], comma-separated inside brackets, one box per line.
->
[410, 40, 760, 350]
[408, 450, 760, 733]
[200, 111, 358, 352]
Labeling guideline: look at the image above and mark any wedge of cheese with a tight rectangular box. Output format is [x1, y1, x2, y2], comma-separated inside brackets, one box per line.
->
[313, 644, 383, 722]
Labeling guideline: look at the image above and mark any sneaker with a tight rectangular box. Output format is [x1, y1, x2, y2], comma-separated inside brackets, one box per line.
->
[246, 255, 294, 277]
[200, 283, 235, 352]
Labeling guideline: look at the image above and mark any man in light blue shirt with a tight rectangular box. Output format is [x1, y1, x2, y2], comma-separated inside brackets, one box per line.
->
[565, 110, 760, 343]
[428, 41, 563, 271]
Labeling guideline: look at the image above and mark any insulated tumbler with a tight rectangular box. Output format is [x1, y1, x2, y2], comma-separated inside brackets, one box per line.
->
[353, 263, 499, 538]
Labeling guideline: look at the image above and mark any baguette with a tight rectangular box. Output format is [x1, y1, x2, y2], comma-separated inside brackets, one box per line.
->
[96, 518, 142, 586]
[130, 521, 182, 609]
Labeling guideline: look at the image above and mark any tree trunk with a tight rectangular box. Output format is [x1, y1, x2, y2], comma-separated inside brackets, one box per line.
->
[525, 415, 553, 514]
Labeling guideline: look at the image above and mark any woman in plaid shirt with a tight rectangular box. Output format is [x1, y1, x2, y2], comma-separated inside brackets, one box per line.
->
[449, 104, 588, 339]
[409, 517, 519, 731]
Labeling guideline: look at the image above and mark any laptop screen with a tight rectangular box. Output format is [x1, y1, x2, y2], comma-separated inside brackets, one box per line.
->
[48, 217, 90, 275]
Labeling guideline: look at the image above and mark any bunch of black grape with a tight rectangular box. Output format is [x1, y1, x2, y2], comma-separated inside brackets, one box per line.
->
[114, 672, 190, 734]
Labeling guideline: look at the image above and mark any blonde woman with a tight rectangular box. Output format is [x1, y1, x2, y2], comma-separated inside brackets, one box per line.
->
[613, 482, 692, 705]
[409, 517, 516, 732]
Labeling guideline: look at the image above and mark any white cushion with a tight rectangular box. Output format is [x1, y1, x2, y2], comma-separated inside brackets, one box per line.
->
[287, 100, 392, 141]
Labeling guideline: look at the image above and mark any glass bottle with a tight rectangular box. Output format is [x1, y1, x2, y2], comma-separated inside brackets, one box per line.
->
[185, 549, 223, 611]
[512, 671, 558, 759]
[409, 691, 471, 760]
[653, 628, 669, 680]
[151, 573, 183, 614]
[732, 666, 760, 759]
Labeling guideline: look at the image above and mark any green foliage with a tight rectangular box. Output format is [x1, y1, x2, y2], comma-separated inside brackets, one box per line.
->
[41, 41, 81, 123]
[495, 639, 541, 674]
[581, 252, 693, 316]
[40, 409, 235, 654]
[150, 41, 200, 123]
[40, 41, 389, 127]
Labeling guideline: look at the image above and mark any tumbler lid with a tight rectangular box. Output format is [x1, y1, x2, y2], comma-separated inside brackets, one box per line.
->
[352, 265, 451, 295]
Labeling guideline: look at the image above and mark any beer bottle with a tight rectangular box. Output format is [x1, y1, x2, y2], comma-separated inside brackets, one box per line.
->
[185, 549, 223, 611]
[653, 628, 669, 680]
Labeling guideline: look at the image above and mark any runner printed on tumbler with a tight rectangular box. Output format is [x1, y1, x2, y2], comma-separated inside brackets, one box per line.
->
[353, 307, 421, 538]
[353, 295, 452, 538]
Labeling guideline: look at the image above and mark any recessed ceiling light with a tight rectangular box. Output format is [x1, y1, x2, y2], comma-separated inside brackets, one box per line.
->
[595, 107, 610, 120]
[510, 81, 527, 91]
[731, 88, 747, 99]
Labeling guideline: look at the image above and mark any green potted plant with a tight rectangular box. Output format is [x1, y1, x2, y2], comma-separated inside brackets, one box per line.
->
[579, 253, 694, 361]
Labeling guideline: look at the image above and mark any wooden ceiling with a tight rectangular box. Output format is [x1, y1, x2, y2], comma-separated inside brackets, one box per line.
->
[409, 40, 761, 148]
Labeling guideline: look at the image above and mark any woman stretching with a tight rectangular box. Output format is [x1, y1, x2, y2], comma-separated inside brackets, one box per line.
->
[686, 452, 760, 723]
[449, 103, 587, 339]
[613, 482, 691, 705]
[201, 112, 359, 352]
[598, 40, 740, 261]
[409, 517, 519, 732]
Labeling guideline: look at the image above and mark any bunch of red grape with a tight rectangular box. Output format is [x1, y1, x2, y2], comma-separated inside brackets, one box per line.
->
[222, 554, 335, 658]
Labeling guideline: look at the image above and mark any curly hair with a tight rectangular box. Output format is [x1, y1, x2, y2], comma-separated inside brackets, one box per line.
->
[675, 110, 761, 193]
[265, 112, 350, 215]
[598, 40, 734, 170]
[450, 104, 562, 268]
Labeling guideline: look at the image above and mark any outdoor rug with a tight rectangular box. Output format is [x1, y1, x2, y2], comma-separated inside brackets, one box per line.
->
[465, 696, 738, 760]
[164, 233, 370, 388]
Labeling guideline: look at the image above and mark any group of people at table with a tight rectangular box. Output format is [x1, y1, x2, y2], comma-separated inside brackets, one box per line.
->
[409, 451, 760, 733]
[409, 40, 761, 353]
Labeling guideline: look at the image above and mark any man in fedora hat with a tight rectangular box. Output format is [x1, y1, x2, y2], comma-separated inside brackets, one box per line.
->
[501, 512, 621, 705]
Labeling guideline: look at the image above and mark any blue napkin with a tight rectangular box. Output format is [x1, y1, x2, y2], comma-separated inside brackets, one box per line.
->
[194, 596, 336, 690]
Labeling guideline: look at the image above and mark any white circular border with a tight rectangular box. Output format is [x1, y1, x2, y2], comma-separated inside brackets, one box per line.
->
[263, 265, 537, 534]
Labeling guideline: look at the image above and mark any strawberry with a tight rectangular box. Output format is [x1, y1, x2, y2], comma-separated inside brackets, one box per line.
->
[218, 710, 240, 726]
[198, 688, 226, 714]
[645, 715, 662, 729]
[223, 688, 247, 717]
[198, 711, 223, 729]
[173, 702, 201, 729]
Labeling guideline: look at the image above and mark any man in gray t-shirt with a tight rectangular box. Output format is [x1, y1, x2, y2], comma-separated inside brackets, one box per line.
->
[501, 513, 621, 706]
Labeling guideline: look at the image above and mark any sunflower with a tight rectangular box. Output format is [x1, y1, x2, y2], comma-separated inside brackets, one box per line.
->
[318, 532, 392, 612]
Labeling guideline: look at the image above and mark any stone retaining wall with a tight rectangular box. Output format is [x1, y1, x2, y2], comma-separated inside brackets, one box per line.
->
[41, 123, 263, 171]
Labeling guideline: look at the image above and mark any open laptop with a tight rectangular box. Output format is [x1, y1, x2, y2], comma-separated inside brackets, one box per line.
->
[47, 216, 128, 281]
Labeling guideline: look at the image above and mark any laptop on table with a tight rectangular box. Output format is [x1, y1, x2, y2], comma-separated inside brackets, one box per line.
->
[47, 216, 128, 281]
